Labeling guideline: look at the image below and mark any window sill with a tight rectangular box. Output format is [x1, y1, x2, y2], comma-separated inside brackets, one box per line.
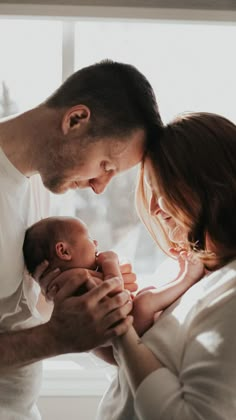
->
[41, 355, 116, 397]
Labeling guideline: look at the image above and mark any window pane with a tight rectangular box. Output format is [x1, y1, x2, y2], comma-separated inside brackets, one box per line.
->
[75, 20, 236, 122]
[0, 19, 62, 115]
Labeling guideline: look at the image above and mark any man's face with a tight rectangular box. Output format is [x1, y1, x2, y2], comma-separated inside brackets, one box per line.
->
[40, 128, 145, 194]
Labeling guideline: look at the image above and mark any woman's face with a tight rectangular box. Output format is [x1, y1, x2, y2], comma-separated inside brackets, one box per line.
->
[144, 159, 188, 243]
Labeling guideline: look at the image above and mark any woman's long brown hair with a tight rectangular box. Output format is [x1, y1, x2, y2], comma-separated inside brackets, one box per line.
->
[136, 112, 236, 267]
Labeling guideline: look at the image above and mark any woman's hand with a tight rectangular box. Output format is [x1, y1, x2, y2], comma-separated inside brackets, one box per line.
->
[96, 251, 138, 293]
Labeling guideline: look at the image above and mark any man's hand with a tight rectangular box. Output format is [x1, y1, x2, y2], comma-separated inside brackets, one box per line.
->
[33, 261, 103, 300]
[47, 275, 133, 352]
[33, 263, 133, 352]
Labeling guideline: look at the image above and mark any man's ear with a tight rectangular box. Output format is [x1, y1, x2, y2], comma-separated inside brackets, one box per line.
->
[61, 105, 91, 135]
[55, 242, 72, 261]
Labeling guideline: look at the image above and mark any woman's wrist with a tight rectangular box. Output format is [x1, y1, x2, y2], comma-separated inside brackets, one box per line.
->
[114, 326, 163, 393]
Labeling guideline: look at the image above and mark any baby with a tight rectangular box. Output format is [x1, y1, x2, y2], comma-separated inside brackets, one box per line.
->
[23, 216, 99, 275]
[23, 216, 99, 296]
[23, 216, 204, 339]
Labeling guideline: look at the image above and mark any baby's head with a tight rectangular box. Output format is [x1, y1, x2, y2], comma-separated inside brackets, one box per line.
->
[23, 216, 98, 276]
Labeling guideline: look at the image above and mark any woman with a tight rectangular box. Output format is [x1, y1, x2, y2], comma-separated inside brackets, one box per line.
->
[96, 112, 236, 420]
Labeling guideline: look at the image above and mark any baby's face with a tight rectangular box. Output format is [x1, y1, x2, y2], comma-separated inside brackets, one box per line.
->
[68, 219, 98, 270]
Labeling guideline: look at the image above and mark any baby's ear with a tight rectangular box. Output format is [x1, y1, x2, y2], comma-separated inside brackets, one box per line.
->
[55, 242, 72, 261]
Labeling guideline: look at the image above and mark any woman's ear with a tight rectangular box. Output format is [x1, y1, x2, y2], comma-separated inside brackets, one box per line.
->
[61, 105, 91, 135]
[55, 242, 72, 261]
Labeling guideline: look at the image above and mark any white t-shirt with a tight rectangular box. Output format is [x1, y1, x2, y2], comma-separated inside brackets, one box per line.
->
[0, 148, 51, 419]
[97, 259, 236, 420]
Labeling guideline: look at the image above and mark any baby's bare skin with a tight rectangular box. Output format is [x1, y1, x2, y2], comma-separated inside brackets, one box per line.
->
[132, 251, 205, 336]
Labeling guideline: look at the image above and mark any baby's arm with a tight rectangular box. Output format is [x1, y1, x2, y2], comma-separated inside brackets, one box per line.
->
[133, 252, 204, 335]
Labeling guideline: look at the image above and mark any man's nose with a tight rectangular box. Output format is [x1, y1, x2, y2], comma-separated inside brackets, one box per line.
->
[90, 173, 114, 194]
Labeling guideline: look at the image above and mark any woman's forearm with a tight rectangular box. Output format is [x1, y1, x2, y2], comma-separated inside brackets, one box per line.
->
[115, 326, 163, 395]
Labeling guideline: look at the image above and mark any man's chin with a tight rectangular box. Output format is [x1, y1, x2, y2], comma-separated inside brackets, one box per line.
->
[42, 180, 68, 194]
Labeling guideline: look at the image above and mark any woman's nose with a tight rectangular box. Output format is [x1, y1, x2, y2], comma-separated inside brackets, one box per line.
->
[149, 193, 160, 216]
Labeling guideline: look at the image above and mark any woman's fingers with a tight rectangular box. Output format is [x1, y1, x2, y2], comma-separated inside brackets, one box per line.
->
[120, 263, 138, 292]
[120, 263, 132, 274]
[122, 273, 138, 292]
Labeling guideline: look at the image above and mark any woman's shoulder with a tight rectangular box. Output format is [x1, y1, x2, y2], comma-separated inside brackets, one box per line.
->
[202, 259, 236, 293]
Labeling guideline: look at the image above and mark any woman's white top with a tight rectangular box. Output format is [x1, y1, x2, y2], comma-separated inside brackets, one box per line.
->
[97, 259, 236, 420]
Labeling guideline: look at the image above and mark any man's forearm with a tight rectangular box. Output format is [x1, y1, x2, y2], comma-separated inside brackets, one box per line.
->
[0, 322, 58, 372]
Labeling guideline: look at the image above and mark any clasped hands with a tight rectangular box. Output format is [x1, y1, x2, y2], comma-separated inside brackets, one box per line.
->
[33, 249, 204, 354]
[33, 251, 137, 353]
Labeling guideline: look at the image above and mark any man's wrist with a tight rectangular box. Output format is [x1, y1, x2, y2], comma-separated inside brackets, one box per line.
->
[0, 322, 62, 372]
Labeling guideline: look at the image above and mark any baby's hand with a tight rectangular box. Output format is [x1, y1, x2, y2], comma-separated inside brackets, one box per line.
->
[176, 250, 205, 285]
[120, 262, 138, 293]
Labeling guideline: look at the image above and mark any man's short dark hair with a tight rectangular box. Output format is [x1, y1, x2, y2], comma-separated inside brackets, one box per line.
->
[45, 59, 163, 141]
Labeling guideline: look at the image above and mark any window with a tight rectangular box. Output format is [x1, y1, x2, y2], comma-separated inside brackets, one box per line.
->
[1, 12, 236, 397]
[0, 19, 62, 114]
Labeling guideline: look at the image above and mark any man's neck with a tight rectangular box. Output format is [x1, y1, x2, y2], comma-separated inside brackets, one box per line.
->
[0, 105, 55, 178]
[0, 110, 38, 177]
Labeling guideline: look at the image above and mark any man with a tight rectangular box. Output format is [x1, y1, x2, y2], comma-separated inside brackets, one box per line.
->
[0, 59, 163, 419]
